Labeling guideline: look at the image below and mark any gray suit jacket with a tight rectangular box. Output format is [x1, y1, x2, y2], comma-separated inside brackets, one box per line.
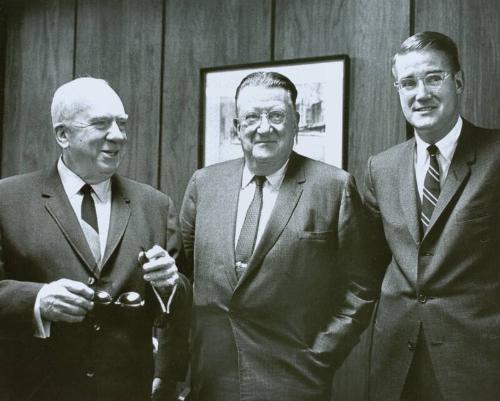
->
[0, 165, 191, 401]
[363, 120, 500, 401]
[180, 152, 380, 401]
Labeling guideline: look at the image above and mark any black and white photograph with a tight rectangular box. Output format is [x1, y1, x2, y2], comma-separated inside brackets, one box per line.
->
[0, 1, 499, 401]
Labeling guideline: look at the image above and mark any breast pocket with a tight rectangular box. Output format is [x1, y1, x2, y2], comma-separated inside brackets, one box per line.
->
[299, 231, 334, 241]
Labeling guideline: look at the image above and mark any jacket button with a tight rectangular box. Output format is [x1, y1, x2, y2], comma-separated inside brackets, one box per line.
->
[86, 371, 95, 378]
[407, 341, 416, 351]
[93, 324, 101, 331]
[417, 293, 427, 303]
[87, 277, 96, 285]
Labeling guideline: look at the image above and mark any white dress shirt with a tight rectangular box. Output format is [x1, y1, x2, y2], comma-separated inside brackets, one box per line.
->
[414, 117, 463, 202]
[234, 161, 289, 250]
[34, 158, 112, 338]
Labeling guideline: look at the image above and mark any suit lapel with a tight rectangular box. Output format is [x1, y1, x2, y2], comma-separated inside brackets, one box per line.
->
[236, 153, 304, 287]
[221, 159, 245, 290]
[399, 138, 421, 244]
[43, 166, 100, 277]
[423, 121, 475, 238]
[100, 176, 131, 269]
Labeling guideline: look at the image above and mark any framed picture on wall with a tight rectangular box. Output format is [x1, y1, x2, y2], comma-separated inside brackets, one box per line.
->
[200, 55, 349, 168]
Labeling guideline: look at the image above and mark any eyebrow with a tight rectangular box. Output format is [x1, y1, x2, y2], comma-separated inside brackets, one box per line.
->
[88, 114, 129, 122]
[401, 69, 445, 79]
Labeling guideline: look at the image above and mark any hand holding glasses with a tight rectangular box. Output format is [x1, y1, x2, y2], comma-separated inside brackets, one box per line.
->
[91, 245, 178, 312]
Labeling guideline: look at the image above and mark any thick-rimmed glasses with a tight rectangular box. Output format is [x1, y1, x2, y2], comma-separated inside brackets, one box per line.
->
[239, 110, 286, 128]
[394, 71, 451, 93]
[93, 289, 145, 308]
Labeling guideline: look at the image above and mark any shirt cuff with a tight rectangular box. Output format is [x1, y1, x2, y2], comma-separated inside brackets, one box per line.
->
[33, 285, 51, 338]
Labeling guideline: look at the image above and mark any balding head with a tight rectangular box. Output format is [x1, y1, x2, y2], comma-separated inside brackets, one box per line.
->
[51, 77, 122, 129]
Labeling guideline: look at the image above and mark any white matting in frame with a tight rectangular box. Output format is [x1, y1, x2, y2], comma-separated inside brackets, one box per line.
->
[202, 56, 348, 168]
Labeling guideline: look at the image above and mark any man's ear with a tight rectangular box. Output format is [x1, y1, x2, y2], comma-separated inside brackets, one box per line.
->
[454, 70, 464, 94]
[54, 123, 69, 148]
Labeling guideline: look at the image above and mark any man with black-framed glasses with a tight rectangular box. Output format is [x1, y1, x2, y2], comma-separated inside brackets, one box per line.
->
[363, 31, 500, 401]
[0, 77, 191, 401]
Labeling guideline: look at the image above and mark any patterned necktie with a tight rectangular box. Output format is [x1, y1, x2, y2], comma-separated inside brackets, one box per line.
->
[235, 175, 266, 280]
[421, 144, 440, 234]
[80, 184, 101, 264]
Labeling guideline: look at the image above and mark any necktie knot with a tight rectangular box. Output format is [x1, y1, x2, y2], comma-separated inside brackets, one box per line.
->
[80, 183, 93, 196]
[427, 144, 439, 157]
[254, 175, 266, 188]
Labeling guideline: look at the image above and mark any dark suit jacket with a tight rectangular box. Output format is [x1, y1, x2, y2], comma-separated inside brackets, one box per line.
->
[0, 165, 191, 401]
[363, 120, 500, 401]
[180, 152, 380, 401]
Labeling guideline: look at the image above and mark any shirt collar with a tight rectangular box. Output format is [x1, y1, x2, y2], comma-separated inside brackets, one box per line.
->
[57, 157, 111, 202]
[241, 159, 289, 190]
[415, 116, 463, 163]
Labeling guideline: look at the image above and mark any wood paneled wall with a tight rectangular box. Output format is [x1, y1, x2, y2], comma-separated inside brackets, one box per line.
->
[1, 1, 499, 399]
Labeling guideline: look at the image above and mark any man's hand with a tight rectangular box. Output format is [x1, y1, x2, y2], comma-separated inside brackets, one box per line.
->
[140, 245, 179, 297]
[39, 278, 94, 323]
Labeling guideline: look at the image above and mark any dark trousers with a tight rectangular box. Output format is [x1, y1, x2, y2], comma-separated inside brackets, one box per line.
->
[400, 330, 444, 401]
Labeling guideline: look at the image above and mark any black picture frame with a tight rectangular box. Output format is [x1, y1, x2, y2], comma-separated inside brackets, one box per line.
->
[199, 55, 350, 169]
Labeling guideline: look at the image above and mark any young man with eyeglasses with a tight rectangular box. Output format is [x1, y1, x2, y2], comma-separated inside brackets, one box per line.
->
[180, 71, 381, 401]
[363, 31, 500, 401]
[0, 77, 191, 401]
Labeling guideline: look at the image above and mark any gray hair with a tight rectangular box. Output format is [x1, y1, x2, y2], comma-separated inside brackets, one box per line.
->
[50, 77, 113, 128]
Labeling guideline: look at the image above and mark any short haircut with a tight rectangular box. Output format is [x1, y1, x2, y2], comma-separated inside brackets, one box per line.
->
[50, 77, 113, 128]
[392, 31, 461, 76]
[234, 71, 298, 113]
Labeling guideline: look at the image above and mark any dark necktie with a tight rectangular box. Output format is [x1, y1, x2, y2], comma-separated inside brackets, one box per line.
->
[421, 144, 440, 234]
[235, 175, 266, 280]
[80, 184, 101, 265]
[81, 184, 99, 233]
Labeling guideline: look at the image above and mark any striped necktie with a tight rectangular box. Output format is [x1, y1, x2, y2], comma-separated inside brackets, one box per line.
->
[235, 175, 266, 280]
[421, 144, 440, 234]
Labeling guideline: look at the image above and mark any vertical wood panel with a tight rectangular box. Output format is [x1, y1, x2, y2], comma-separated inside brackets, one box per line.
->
[75, 0, 163, 186]
[415, 0, 500, 129]
[274, 1, 410, 400]
[275, 0, 410, 185]
[2, 0, 75, 177]
[161, 0, 272, 208]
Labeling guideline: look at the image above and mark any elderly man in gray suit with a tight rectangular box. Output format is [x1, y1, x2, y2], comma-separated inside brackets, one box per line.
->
[180, 71, 381, 401]
[364, 31, 500, 401]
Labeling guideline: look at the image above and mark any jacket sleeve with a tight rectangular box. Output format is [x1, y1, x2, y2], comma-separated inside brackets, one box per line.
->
[311, 174, 385, 369]
[0, 226, 44, 329]
[178, 171, 199, 282]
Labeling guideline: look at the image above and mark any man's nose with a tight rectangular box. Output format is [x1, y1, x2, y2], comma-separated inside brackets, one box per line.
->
[256, 114, 271, 134]
[106, 120, 127, 142]
[414, 79, 432, 100]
